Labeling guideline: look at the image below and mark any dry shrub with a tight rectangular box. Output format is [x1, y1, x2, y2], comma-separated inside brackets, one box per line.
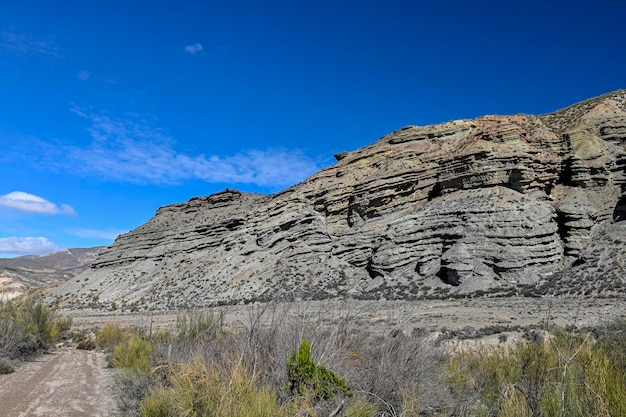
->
[350, 329, 448, 415]
[344, 398, 378, 417]
[74, 332, 96, 350]
[0, 357, 14, 374]
[0, 313, 23, 359]
[0, 293, 69, 361]
[447, 327, 626, 417]
[141, 357, 290, 417]
[176, 309, 223, 345]
[106, 302, 626, 417]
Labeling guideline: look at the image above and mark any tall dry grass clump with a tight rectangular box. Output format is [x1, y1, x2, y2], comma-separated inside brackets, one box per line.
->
[141, 357, 290, 417]
[446, 327, 626, 417]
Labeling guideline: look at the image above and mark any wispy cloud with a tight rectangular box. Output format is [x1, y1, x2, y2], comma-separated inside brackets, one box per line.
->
[0, 192, 75, 215]
[0, 31, 61, 57]
[67, 228, 127, 241]
[77, 70, 90, 81]
[22, 108, 323, 189]
[0, 237, 58, 256]
[184, 42, 203, 55]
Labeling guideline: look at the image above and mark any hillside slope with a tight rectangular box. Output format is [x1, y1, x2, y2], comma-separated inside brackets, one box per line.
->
[49, 91, 626, 310]
[0, 247, 105, 300]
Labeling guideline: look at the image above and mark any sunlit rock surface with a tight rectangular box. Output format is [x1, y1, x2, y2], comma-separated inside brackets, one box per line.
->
[49, 90, 626, 309]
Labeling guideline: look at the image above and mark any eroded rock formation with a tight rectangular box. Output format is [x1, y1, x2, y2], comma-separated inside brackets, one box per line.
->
[50, 91, 626, 309]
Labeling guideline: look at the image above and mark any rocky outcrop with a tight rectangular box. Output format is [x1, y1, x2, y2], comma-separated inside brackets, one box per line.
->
[49, 91, 626, 310]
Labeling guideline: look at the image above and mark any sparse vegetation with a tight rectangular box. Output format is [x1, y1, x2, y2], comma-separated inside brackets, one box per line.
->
[93, 304, 626, 417]
[284, 339, 353, 401]
[0, 292, 71, 371]
[447, 326, 626, 416]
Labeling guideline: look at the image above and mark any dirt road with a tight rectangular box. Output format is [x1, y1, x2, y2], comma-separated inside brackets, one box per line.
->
[0, 348, 115, 417]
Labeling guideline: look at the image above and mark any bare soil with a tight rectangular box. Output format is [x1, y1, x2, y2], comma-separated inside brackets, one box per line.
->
[0, 348, 114, 417]
[65, 296, 626, 340]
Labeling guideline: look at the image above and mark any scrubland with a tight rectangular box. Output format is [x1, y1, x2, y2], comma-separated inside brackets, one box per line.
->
[0, 293, 71, 374]
[2, 294, 626, 416]
[91, 302, 626, 417]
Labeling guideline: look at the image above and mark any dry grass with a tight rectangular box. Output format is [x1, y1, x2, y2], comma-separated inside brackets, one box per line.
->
[0, 293, 71, 366]
[96, 302, 626, 417]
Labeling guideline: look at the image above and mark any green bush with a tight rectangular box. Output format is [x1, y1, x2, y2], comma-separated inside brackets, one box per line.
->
[96, 322, 127, 351]
[49, 315, 72, 342]
[113, 334, 154, 374]
[139, 389, 173, 417]
[284, 339, 353, 401]
[14, 294, 55, 342]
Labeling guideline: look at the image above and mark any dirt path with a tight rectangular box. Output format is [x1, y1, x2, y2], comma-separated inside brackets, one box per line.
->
[0, 348, 115, 417]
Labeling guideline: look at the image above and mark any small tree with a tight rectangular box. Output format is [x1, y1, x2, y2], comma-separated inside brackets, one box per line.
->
[284, 339, 352, 401]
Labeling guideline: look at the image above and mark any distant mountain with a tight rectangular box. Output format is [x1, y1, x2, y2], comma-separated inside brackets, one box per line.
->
[50, 90, 626, 310]
[0, 247, 106, 301]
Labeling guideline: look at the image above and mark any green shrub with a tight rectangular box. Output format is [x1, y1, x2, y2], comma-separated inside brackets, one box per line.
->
[284, 339, 352, 401]
[140, 389, 174, 417]
[15, 294, 54, 342]
[49, 316, 72, 342]
[96, 322, 126, 351]
[113, 334, 154, 374]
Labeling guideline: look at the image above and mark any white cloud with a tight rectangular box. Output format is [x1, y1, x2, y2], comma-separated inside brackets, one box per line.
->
[0, 191, 76, 215]
[0, 237, 58, 255]
[0, 31, 61, 57]
[34, 108, 323, 189]
[77, 70, 90, 81]
[184, 42, 203, 54]
[67, 228, 127, 241]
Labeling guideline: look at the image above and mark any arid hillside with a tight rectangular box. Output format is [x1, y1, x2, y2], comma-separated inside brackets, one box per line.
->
[49, 91, 626, 310]
[0, 247, 105, 301]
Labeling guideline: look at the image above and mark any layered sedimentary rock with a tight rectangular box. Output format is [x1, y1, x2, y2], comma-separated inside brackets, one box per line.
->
[50, 91, 626, 309]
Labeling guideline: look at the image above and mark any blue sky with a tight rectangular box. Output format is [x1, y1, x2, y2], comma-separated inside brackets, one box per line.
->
[0, 0, 624, 257]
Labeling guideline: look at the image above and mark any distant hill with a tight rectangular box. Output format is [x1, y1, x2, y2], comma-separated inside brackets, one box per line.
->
[49, 90, 626, 310]
[0, 247, 106, 301]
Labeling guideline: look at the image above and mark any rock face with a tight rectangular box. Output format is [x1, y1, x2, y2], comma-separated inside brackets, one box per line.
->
[49, 91, 626, 310]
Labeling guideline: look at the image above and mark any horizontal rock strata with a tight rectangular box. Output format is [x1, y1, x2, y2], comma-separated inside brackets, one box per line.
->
[49, 90, 626, 309]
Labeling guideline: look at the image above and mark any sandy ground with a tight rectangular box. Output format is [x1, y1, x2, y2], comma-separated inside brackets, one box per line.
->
[0, 349, 115, 417]
[65, 296, 626, 338]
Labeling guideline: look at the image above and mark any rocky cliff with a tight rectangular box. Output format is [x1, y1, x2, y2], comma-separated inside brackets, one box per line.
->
[49, 91, 626, 310]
